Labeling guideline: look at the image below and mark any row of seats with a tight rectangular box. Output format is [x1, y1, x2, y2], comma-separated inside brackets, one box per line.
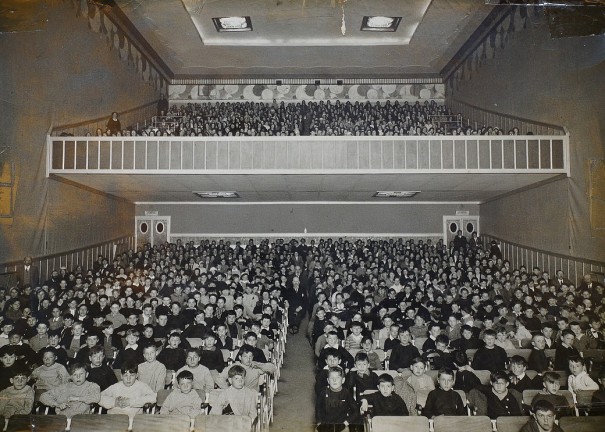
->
[366, 415, 605, 432]
[1, 413, 253, 432]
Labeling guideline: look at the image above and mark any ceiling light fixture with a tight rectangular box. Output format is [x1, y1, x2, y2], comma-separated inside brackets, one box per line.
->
[212, 16, 252, 32]
[373, 191, 420, 198]
[361, 16, 402, 32]
[193, 191, 240, 199]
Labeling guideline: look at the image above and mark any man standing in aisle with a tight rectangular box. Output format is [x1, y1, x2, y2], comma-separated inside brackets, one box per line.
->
[284, 275, 307, 335]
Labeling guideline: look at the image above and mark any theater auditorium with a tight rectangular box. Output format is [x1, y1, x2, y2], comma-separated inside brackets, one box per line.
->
[1, 1, 604, 431]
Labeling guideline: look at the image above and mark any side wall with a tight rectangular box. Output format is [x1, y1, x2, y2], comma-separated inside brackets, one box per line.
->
[448, 7, 605, 262]
[135, 203, 479, 238]
[0, 1, 158, 263]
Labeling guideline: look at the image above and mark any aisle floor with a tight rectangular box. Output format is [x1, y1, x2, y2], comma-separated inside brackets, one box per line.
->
[271, 317, 317, 432]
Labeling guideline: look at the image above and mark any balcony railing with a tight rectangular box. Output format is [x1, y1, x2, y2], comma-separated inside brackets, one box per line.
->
[47, 135, 569, 175]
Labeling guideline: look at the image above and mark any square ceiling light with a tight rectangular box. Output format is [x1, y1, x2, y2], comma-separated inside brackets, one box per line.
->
[193, 191, 240, 199]
[373, 191, 420, 198]
[212, 16, 252, 32]
[361, 16, 402, 32]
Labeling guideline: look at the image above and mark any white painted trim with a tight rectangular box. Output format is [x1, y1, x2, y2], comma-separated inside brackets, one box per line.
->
[170, 232, 443, 239]
[135, 201, 482, 205]
[51, 169, 567, 175]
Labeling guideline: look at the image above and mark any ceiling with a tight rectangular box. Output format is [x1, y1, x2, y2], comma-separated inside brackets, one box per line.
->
[54, 1, 562, 205]
[115, 0, 495, 78]
[53, 172, 565, 204]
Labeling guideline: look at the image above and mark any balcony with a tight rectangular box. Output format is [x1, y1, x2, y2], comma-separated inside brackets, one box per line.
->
[48, 135, 568, 174]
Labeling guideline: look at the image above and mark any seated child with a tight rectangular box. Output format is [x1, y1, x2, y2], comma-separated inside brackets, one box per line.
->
[360, 373, 409, 417]
[346, 352, 379, 401]
[87, 345, 118, 391]
[344, 322, 364, 351]
[520, 400, 564, 432]
[567, 356, 599, 393]
[531, 371, 574, 417]
[469, 370, 523, 419]
[388, 329, 420, 372]
[315, 366, 361, 432]
[509, 355, 539, 393]
[451, 350, 481, 393]
[406, 357, 435, 392]
[528, 334, 550, 374]
[174, 348, 215, 394]
[30, 348, 70, 391]
[198, 331, 227, 374]
[515, 316, 533, 344]
[317, 331, 354, 372]
[359, 336, 381, 371]
[422, 368, 467, 418]
[316, 348, 342, 396]
[215, 345, 275, 391]
[450, 325, 482, 351]
[428, 335, 454, 370]
[0, 367, 34, 424]
[112, 329, 144, 370]
[157, 332, 187, 374]
[137, 344, 167, 392]
[74, 331, 101, 364]
[39, 330, 68, 366]
[160, 370, 204, 419]
[99, 361, 156, 420]
[471, 330, 507, 373]
[39, 362, 101, 418]
[210, 365, 258, 420]
[554, 329, 579, 370]
[494, 326, 516, 351]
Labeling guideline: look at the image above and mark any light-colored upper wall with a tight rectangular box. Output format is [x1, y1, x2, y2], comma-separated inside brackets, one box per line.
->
[135, 203, 479, 239]
[449, 7, 605, 262]
[0, 1, 158, 263]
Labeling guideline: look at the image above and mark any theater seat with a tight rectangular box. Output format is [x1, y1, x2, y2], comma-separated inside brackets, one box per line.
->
[194, 414, 255, 432]
[69, 414, 129, 432]
[6, 415, 66, 432]
[559, 416, 605, 432]
[433, 415, 491, 432]
[496, 416, 531, 432]
[369, 415, 429, 432]
[132, 414, 191, 432]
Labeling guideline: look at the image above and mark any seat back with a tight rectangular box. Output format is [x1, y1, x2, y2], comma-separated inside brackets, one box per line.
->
[472, 370, 491, 385]
[371, 415, 429, 432]
[187, 338, 204, 348]
[433, 415, 491, 432]
[522, 389, 574, 409]
[560, 416, 605, 432]
[427, 370, 439, 385]
[505, 349, 532, 361]
[6, 415, 67, 432]
[496, 416, 531, 432]
[193, 414, 253, 432]
[574, 389, 596, 408]
[132, 414, 191, 432]
[69, 414, 130, 432]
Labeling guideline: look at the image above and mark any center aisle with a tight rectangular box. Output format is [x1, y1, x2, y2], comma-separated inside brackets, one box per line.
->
[271, 316, 317, 432]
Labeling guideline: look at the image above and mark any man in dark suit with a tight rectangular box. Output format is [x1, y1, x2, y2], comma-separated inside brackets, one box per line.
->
[17, 256, 39, 288]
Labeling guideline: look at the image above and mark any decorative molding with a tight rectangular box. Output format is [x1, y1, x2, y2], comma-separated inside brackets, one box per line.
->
[170, 77, 443, 85]
[67, 0, 170, 92]
[169, 83, 445, 103]
[444, 6, 535, 95]
[135, 201, 481, 205]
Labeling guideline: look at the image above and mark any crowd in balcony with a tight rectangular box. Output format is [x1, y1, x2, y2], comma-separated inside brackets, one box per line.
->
[92, 100, 525, 138]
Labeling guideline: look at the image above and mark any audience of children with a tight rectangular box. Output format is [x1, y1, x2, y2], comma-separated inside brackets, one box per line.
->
[1, 235, 604, 429]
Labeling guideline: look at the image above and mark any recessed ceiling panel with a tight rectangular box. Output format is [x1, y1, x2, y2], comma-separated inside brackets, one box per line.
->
[182, 0, 432, 46]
